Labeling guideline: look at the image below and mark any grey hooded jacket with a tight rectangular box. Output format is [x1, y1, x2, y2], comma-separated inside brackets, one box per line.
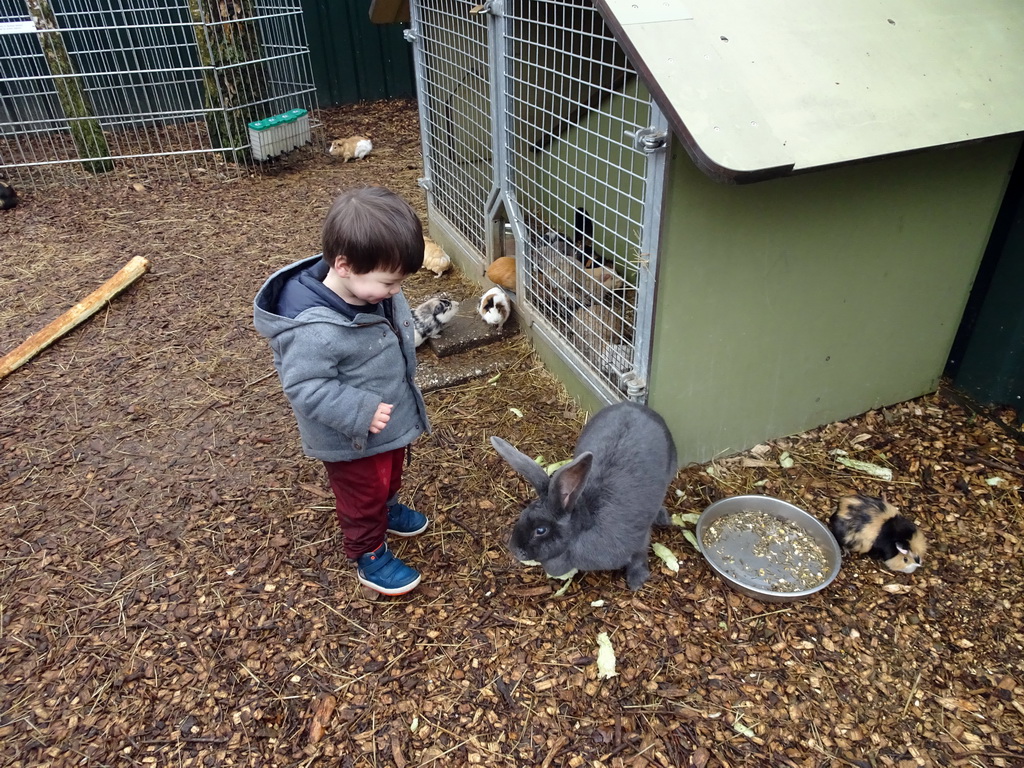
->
[253, 255, 429, 462]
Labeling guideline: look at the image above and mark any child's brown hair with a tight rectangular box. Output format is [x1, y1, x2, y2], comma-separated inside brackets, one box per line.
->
[322, 187, 424, 275]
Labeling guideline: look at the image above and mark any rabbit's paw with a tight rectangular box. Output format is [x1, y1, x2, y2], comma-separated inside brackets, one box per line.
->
[624, 553, 651, 591]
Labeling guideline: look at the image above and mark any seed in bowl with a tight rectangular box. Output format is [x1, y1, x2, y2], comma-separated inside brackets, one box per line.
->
[703, 509, 830, 593]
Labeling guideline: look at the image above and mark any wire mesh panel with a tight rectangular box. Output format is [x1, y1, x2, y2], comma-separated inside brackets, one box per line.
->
[409, 0, 493, 254]
[0, 0, 316, 186]
[502, 0, 664, 400]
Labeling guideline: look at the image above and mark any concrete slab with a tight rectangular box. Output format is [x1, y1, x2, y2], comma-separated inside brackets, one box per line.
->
[413, 300, 521, 393]
[415, 353, 507, 394]
[415, 326, 520, 393]
[426, 302, 518, 358]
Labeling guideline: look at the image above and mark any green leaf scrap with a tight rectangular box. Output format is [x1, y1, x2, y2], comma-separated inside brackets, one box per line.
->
[833, 452, 893, 481]
[652, 542, 679, 573]
[545, 459, 572, 475]
[682, 529, 700, 551]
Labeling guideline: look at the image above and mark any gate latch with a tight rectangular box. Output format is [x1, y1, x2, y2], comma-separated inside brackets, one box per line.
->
[470, 1, 502, 16]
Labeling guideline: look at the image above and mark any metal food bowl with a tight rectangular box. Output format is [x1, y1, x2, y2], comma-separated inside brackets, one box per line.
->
[697, 495, 841, 603]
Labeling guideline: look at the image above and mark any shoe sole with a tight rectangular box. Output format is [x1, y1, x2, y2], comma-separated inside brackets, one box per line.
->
[358, 573, 422, 596]
[386, 520, 429, 537]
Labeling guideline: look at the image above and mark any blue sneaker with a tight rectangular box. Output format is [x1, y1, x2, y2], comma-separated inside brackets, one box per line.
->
[356, 543, 421, 595]
[386, 502, 429, 537]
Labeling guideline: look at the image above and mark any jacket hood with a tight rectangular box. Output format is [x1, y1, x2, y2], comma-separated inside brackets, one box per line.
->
[254, 255, 385, 341]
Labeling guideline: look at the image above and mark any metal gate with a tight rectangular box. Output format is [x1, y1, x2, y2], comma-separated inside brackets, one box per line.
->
[410, 0, 668, 403]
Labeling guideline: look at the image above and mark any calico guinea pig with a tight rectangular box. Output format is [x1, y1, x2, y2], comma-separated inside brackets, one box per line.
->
[829, 494, 927, 573]
[412, 296, 459, 347]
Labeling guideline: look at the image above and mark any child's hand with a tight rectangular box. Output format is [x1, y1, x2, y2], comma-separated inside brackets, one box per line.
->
[369, 402, 394, 434]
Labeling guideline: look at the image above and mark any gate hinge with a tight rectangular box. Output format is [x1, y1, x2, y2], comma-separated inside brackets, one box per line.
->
[417, 177, 434, 193]
[626, 126, 668, 153]
[403, 28, 416, 43]
[623, 372, 648, 401]
[599, 344, 647, 400]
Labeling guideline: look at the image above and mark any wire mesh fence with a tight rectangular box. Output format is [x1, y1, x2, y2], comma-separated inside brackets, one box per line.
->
[411, 0, 666, 401]
[0, 0, 317, 187]
[410, 0, 492, 255]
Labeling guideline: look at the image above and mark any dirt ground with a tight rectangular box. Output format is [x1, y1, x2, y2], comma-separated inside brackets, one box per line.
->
[1, 100, 1023, 768]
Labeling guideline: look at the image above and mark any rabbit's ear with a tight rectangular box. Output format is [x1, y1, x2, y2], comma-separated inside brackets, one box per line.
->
[490, 436, 550, 496]
[550, 452, 593, 511]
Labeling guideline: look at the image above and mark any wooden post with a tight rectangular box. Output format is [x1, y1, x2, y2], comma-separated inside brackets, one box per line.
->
[0, 256, 149, 380]
[25, 0, 114, 174]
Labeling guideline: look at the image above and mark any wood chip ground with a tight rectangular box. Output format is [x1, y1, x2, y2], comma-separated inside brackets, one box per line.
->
[1, 101, 1022, 768]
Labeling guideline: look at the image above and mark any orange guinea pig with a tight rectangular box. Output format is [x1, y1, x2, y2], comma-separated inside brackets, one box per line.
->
[422, 238, 451, 278]
[486, 256, 516, 291]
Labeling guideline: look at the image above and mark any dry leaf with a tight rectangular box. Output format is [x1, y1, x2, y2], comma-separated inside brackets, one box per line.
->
[882, 584, 912, 594]
[832, 451, 894, 481]
[596, 633, 617, 679]
[672, 512, 701, 526]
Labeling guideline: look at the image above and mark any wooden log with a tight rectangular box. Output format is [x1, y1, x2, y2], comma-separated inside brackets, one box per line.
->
[0, 255, 149, 380]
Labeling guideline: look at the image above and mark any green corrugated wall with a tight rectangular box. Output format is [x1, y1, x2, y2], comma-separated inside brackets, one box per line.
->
[302, 0, 416, 106]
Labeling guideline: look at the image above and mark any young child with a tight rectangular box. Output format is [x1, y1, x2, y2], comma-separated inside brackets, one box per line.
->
[253, 186, 430, 595]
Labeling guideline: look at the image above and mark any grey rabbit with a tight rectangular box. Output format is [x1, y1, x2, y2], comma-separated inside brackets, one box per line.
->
[490, 401, 678, 590]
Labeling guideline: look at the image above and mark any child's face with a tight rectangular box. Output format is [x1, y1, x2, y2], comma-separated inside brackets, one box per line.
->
[328, 259, 407, 305]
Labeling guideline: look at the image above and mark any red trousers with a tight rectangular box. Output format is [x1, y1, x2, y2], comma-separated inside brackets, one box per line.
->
[323, 447, 405, 560]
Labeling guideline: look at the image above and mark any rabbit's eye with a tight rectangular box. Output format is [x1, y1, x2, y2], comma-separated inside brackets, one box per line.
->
[534, 526, 549, 538]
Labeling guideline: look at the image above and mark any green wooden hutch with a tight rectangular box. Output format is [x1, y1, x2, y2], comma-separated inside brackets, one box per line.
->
[373, 0, 1024, 463]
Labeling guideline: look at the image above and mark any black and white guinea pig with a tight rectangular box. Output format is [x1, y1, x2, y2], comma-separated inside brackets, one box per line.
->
[829, 494, 927, 573]
[0, 181, 18, 210]
[412, 296, 459, 347]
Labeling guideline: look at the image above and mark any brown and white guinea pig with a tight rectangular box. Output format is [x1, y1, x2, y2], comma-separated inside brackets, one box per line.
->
[412, 295, 459, 347]
[328, 135, 372, 162]
[829, 494, 927, 573]
[478, 286, 510, 331]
